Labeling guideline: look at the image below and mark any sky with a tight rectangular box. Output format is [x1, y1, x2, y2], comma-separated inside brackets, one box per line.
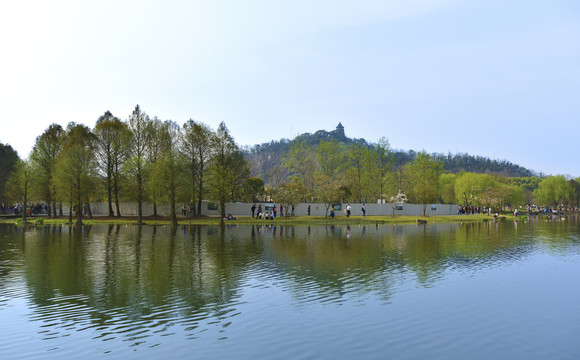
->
[1, 0, 579, 177]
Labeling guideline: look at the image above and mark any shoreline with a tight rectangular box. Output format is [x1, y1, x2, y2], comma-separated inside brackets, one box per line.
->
[0, 214, 546, 226]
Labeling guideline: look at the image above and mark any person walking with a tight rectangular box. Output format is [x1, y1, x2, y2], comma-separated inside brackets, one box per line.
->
[273, 205, 277, 218]
[346, 204, 351, 218]
[251, 204, 256, 218]
[307, 205, 311, 216]
[362, 204, 366, 217]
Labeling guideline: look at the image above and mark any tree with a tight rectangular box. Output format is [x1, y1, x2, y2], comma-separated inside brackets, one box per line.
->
[407, 151, 442, 216]
[276, 181, 305, 217]
[346, 142, 367, 202]
[54, 123, 98, 225]
[367, 137, 393, 202]
[389, 190, 408, 217]
[126, 105, 150, 225]
[241, 177, 264, 202]
[208, 122, 249, 223]
[146, 116, 164, 216]
[94, 112, 130, 217]
[0, 143, 20, 214]
[29, 124, 63, 217]
[534, 175, 574, 208]
[150, 120, 185, 226]
[6, 159, 33, 223]
[317, 139, 344, 178]
[315, 173, 341, 217]
[182, 120, 213, 216]
[439, 173, 457, 204]
[281, 138, 316, 200]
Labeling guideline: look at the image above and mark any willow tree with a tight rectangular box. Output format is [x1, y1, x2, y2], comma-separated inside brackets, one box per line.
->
[182, 120, 213, 216]
[94, 111, 130, 217]
[55, 123, 97, 225]
[126, 105, 150, 225]
[534, 175, 575, 208]
[208, 122, 249, 222]
[29, 124, 63, 217]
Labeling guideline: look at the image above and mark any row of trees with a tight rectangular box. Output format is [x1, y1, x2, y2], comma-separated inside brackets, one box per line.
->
[2, 108, 579, 223]
[5, 105, 250, 225]
[271, 139, 580, 216]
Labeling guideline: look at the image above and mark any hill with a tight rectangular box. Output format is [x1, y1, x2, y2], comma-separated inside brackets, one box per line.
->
[244, 123, 535, 185]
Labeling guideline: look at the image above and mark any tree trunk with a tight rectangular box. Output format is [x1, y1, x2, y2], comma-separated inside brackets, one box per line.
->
[137, 174, 143, 225]
[107, 175, 114, 217]
[86, 201, 93, 219]
[170, 196, 177, 226]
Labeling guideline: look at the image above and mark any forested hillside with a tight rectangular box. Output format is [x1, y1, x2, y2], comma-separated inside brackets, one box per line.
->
[245, 123, 534, 185]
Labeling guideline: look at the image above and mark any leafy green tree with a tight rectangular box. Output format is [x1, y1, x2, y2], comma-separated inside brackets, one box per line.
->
[317, 139, 344, 178]
[146, 116, 164, 216]
[182, 120, 213, 216]
[281, 138, 316, 199]
[315, 173, 341, 217]
[346, 142, 367, 202]
[0, 143, 19, 214]
[29, 124, 63, 217]
[366, 137, 393, 202]
[241, 177, 264, 202]
[534, 175, 574, 208]
[407, 151, 443, 216]
[150, 120, 185, 226]
[276, 180, 305, 217]
[94, 112, 130, 217]
[5, 158, 33, 223]
[439, 173, 457, 204]
[208, 122, 249, 222]
[126, 105, 150, 225]
[54, 123, 98, 225]
[454, 172, 495, 207]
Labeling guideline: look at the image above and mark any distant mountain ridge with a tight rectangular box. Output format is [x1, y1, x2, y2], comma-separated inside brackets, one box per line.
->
[244, 123, 535, 184]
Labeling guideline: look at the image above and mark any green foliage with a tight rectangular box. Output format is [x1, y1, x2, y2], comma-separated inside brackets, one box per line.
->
[94, 112, 130, 216]
[182, 119, 213, 215]
[534, 175, 575, 207]
[0, 143, 19, 212]
[208, 122, 250, 220]
[407, 151, 442, 215]
[54, 123, 98, 225]
[241, 177, 264, 202]
[275, 181, 305, 217]
[439, 173, 457, 204]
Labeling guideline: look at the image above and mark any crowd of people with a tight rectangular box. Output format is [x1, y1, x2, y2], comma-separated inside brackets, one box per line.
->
[2, 203, 51, 216]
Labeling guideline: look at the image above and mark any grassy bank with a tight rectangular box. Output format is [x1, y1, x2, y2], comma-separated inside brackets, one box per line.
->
[0, 214, 500, 226]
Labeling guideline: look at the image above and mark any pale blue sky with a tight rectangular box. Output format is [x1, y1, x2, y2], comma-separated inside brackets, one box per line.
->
[1, 0, 579, 176]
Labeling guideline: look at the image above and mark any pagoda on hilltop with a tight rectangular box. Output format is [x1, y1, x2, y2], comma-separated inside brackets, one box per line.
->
[332, 122, 346, 140]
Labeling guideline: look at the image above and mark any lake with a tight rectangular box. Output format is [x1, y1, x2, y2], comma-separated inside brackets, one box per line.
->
[1, 217, 580, 359]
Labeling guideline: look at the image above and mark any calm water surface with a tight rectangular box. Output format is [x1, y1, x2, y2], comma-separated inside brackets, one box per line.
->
[1, 217, 580, 359]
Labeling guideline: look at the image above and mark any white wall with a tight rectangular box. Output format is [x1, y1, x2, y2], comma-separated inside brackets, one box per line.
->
[68, 202, 458, 217]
